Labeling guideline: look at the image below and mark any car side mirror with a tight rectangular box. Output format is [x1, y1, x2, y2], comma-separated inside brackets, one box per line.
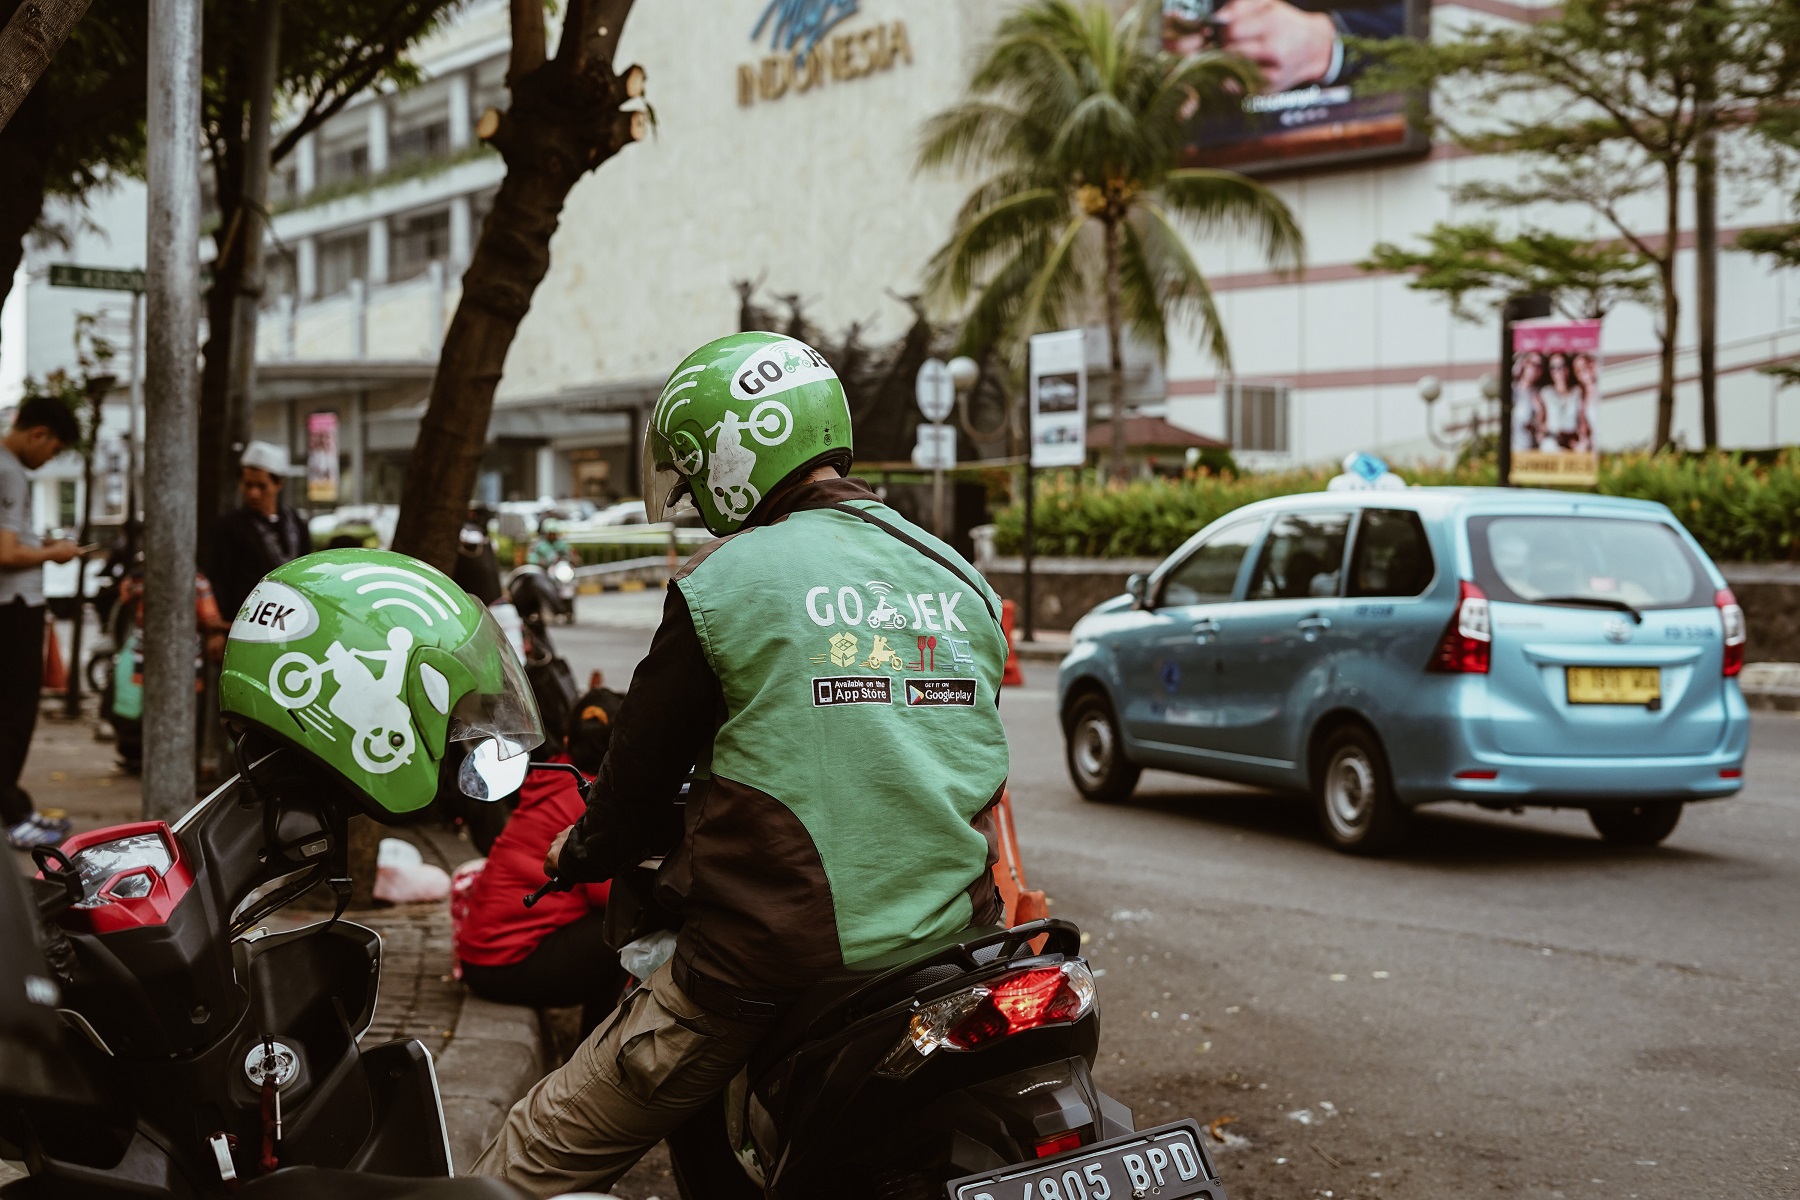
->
[1126, 573, 1150, 610]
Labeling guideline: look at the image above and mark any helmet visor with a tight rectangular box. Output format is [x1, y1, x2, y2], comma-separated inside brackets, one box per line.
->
[642, 425, 687, 525]
[445, 606, 544, 754]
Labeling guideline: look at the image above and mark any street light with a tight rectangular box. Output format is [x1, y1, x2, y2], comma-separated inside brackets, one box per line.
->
[1419, 374, 1500, 454]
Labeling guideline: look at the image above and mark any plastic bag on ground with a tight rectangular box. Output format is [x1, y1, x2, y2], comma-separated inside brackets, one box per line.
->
[373, 837, 451, 903]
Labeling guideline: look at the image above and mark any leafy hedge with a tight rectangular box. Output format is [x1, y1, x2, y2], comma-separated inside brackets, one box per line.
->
[991, 452, 1800, 563]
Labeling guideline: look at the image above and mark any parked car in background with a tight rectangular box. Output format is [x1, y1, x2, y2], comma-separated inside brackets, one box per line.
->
[1057, 488, 1750, 853]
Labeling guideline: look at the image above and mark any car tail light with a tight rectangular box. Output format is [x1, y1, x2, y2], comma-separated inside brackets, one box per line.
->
[875, 961, 1096, 1078]
[1719, 768, 1742, 779]
[1035, 1132, 1084, 1158]
[1717, 589, 1745, 677]
[1429, 581, 1490, 674]
[1454, 769, 1498, 780]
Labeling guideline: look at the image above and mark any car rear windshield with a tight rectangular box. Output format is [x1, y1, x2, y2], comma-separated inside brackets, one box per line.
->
[1468, 515, 1713, 611]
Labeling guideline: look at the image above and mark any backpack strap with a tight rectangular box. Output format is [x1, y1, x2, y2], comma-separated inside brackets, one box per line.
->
[823, 502, 1001, 631]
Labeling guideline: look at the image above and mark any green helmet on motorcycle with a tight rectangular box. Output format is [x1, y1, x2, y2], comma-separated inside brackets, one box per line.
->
[218, 549, 543, 818]
[642, 331, 854, 536]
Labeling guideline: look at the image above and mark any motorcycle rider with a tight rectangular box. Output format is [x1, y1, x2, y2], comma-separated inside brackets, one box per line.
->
[471, 333, 1012, 1196]
[528, 518, 573, 568]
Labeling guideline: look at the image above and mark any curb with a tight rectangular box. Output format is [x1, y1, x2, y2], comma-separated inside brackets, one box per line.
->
[434, 996, 545, 1173]
[1743, 688, 1800, 713]
[1014, 640, 1071, 665]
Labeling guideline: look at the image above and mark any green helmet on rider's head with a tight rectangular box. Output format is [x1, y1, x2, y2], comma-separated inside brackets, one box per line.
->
[642, 331, 854, 536]
[218, 549, 542, 819]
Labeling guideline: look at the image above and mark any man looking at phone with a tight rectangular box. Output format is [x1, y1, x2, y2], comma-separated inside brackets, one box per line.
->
[0, 397, 82, 850]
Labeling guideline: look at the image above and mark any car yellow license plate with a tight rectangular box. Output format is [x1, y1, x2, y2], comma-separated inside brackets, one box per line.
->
[1566, 666, 1661, 705]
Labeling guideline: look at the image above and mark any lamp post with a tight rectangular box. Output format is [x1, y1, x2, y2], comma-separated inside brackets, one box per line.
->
[1419, 373, 1501, 456]
[942, 356, 978, 542]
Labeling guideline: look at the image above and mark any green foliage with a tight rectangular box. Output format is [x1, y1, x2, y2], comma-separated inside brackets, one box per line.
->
[915, 0, 1302, 367]
[993, 453, 1800, 563]
[271, 142, 497, 216]
[1362, 221, 1658, 323]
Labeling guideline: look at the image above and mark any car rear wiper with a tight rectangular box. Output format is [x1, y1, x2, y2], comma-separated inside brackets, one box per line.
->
[1532, 595, 1642, 623]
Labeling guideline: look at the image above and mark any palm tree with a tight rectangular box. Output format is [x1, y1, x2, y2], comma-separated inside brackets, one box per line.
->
[919, 0, 1304, 477]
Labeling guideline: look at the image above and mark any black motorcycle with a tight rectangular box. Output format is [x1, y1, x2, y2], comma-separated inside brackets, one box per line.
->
[522, 773, 1233, 1200]
[0, 741, 460, 1198]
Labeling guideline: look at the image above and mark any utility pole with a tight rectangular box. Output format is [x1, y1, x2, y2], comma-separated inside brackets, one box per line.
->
[1695, 4, 1720, 449]
[222, 0, 281, 512]
[142, 0, 202, 822]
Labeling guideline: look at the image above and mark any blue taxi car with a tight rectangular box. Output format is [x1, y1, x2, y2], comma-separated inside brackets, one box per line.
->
[1057, 488, 1749, 852]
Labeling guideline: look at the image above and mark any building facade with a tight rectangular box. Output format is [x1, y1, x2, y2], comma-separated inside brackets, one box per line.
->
[5, 0, 1798, 528]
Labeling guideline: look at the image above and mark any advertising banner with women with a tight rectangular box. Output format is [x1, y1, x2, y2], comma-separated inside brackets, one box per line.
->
[1510, 318, 1601, 486]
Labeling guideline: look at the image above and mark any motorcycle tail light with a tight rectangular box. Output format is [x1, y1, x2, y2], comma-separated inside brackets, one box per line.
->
[1717, 589, 1745, 677]
[1429, 580, 1490, 674]
[1035, 1131, 1084, 1158]
[876, 962, 1096, 1078]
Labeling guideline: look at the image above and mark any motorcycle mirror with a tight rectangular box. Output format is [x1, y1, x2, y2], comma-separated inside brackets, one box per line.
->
[458, 737, 530, 802]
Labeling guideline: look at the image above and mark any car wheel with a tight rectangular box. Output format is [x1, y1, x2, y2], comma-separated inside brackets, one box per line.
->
[1314, 724, 1409, 855]
[1589, 800, 1682, 846]
[1064, 694, 1140, 804]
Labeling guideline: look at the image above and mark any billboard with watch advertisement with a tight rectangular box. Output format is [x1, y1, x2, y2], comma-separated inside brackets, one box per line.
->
[1161, 0, 1429, 173]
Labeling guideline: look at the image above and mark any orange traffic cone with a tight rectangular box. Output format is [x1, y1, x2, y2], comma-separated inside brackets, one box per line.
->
[42, 620, 68, 694]
[1001, 599, 1025, 687]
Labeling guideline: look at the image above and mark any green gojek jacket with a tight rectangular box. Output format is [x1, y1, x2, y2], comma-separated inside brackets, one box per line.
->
[656, 478, 1011, 995]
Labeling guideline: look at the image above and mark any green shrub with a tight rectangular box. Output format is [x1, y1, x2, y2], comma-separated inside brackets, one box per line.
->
[992, 452, 1800, 563]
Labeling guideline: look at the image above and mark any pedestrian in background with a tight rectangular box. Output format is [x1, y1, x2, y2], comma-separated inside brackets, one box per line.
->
[0, 397, 82, 850]
[209, 442, 309, 624]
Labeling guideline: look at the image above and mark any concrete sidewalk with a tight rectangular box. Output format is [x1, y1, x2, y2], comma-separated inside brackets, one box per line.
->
[7, 697, 547, 1176]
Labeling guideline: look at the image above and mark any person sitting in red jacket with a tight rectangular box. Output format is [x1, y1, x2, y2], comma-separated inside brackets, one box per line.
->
[456, 685, 626, 1034]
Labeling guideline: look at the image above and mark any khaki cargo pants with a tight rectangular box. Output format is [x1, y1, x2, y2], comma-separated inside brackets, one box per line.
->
[470, 961, 770, 1197]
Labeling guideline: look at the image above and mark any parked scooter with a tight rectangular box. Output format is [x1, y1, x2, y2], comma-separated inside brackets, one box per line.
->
[1, 860, 523, 1200]
[504, 771, 1232, 1200]
[0, 737, 476, 1198]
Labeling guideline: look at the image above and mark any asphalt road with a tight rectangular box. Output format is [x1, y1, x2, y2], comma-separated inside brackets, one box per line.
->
[557, 594, 1800, 1200]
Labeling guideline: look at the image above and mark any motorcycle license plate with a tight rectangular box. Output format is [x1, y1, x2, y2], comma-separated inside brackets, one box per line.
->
[945, 1120, 1225, 1200]
[1566, 666, 1660, 705]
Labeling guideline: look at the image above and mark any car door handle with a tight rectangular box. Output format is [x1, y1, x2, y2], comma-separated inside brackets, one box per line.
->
[1192, 618, 1220, 643]
[1297, 616, 1331, 639]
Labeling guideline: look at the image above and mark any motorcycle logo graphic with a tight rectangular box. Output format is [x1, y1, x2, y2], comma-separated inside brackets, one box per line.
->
[863, 635, 904, 671]
[269, 626, 418, 775]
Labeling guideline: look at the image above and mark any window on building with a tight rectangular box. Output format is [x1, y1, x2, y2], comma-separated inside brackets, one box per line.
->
[470, 59, 508, 128]
[1223, 381, 1290, 453]
[318, 140, 370, 189]
[390, 118, 450, 166]
[390, 209, 450, 282]
[317, 231, 368, 298]
[57, 480, 78, 530]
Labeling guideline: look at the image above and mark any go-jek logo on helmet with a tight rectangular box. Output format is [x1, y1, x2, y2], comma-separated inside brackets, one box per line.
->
[233, 561, 471, 776]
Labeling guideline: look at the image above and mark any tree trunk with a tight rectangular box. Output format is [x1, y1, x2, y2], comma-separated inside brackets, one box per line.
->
[1103, 218, 1126, 481]
[1654, 165, 1680, 452]
[0, 88, 50, 319]
[391, 2, 643, 571]
[0, 0, 95, 133]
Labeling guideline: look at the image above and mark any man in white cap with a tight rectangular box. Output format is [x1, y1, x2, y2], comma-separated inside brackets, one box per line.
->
[209, 441, 310, 622]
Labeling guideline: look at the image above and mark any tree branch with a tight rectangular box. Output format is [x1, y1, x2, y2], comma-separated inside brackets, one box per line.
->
[0, 0, 95, 133]
[270, 0, 439, 163]
[509, 0, 544, 82]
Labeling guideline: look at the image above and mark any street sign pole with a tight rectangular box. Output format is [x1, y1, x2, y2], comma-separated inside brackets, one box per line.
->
[915, 359, 955, 540]
[142, 0, 203, 821]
